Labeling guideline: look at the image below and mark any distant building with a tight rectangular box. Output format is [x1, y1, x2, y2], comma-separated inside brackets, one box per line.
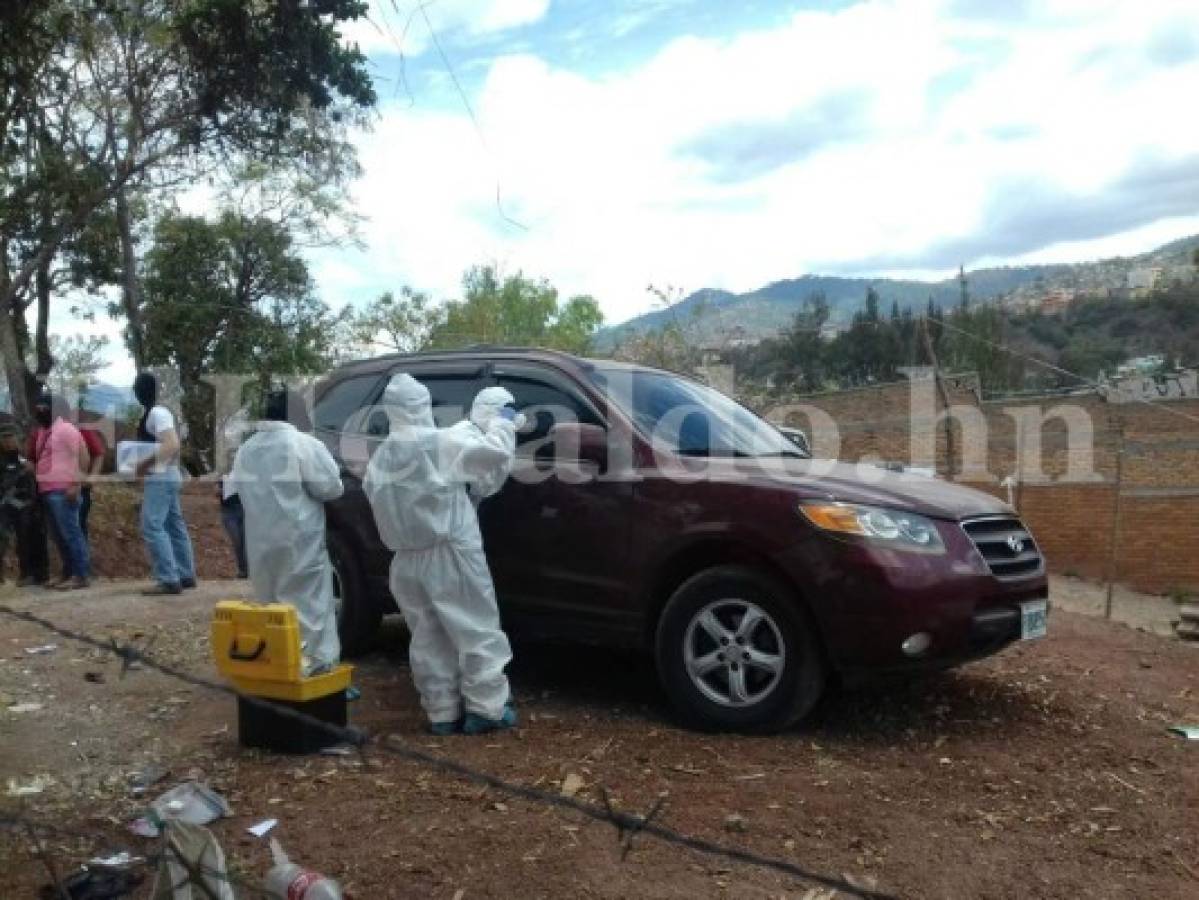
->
[819, 321, 845, 342]
[1104, 368, 1197, 403]
[1115, 354, 1166, 378]
[1038, 288, 1074, 315]
[1127, 266, 1162, 297]
[1002, 293, 1040, 313]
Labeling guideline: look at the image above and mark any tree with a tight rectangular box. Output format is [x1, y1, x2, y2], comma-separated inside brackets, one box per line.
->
[942, 304, 1022, 393]
[141, 210, 348, 469]
[351, 287, 444, 355]
[768, 291, 831, 391]
[0, 2, 123, 410]
[611, 285, 707, 372]
[0, 0, 375, 422]
[428, 265, 604, 353]
[45, 333, 109, 397]
[838, 287, 895, 385]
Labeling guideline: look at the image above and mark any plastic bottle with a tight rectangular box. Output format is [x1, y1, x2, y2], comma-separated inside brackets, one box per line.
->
[264, 838, 344, 900]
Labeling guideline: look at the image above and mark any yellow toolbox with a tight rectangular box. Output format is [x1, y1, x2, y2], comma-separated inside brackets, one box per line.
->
[211, 600, 353, 753]
[212, 600, 304, 683]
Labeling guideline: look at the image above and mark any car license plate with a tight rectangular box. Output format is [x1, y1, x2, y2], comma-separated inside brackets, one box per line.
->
[1020, 599, 1048, 640]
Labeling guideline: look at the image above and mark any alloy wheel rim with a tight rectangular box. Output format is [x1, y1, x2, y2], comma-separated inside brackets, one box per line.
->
[682, 599, 785, 708]
[331, 562, 344, 621]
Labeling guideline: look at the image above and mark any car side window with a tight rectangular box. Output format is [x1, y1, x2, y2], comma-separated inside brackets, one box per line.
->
[362, 372, 480, 437]
[421, 374, 480, 428]
[313, 374, 383, 433]
[495, 374, 603, 450]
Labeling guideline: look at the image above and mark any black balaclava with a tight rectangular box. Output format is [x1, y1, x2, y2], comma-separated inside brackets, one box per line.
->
[33, 390, 53, 428]
[133, 372, 158, 442]
[0, 425, 19, 459]
[263, 388, 312, 432]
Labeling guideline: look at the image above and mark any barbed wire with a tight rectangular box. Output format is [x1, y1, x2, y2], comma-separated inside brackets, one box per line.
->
[0, 603, 895, 900]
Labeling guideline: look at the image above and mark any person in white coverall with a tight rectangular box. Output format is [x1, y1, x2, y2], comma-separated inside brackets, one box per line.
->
[231, 389, 344, 675]
[363, 374, 521, 735]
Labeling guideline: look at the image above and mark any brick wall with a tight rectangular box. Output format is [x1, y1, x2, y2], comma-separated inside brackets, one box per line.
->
[759, 375, 1199, 596]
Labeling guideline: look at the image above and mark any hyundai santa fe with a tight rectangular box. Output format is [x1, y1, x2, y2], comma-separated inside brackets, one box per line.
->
[312, 348, 1049, 732]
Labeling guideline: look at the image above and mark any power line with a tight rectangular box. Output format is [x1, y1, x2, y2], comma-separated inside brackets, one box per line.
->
[416, 2, 529, 233]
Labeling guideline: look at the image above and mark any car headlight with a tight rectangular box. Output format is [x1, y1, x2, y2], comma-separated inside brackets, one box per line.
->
[799, 502, 945, 553]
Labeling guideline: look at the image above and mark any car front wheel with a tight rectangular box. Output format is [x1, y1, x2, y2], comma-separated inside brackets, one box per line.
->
[655, 566, 825, 732]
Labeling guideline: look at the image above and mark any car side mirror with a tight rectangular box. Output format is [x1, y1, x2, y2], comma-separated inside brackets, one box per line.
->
[791, 430, 811, 456]
[549, 422, 608, 471]
[779, 427, 811, 457]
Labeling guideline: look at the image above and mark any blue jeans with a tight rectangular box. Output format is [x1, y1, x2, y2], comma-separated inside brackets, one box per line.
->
[43, 491, 90, 579]
[220, 499, 248, 577]
[141, 475, 195, 586]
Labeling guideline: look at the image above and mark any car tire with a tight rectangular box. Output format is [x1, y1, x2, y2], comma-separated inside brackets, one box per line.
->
[655, 565, 825, 733]
[327, 530, 380, 656]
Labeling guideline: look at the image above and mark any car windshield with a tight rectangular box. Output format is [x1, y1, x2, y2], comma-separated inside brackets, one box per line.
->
[593, 367, 806, 459]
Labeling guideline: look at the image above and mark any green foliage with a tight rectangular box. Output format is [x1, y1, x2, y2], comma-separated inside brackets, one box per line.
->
[351, 287, 445, 354]
[0, 0, 375, 420]
[731, 281, 1199, 397]
[45, 334, 109, 395]
[141, 210, 348, 466]
[143, 211, 341, 375]
[175, 0, 374, 145]
[427, 265, 604, 353]
[609, 285, 708, 372]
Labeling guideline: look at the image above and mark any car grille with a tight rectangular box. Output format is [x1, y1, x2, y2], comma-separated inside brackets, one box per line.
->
[961, 516, 1043, 579]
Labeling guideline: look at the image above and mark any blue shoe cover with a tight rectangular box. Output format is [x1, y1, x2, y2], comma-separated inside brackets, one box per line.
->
[462, 704, 518, 736]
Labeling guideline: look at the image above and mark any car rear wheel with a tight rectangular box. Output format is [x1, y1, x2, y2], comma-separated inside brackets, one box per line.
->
[328, 531, 380, 656]
[655, 566, 824, 732]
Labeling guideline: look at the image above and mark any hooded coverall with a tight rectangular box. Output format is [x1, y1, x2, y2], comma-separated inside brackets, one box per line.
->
[363, 374, 519, 724]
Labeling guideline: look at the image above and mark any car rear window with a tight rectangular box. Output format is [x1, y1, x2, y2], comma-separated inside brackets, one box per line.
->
[313, 374, 383, 433]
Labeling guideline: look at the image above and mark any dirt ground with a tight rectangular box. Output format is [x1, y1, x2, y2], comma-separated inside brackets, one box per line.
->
[1050, 574, 1184, 638]
[19, 483, 242, 582]
[1, 578, 1197, 899]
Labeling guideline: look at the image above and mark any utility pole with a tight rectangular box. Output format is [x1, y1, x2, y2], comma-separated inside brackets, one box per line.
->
[1104, 422, 1126, 620]
[921, 315, 956, 478]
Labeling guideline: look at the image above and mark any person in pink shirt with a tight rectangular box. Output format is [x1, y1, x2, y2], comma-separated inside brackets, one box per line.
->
[29, 391, 91, 589]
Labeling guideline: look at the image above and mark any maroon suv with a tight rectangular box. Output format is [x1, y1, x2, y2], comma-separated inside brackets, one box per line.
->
[313, 348, 1049, 732]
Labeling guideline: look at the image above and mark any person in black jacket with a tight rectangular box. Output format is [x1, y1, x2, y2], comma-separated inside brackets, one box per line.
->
[0, 422, 48, 585]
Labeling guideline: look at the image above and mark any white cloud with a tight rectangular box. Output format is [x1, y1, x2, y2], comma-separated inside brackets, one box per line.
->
[322, 0, 1199, 328]
[341, 0, 550, 57]
[69, 0, 1199, 382]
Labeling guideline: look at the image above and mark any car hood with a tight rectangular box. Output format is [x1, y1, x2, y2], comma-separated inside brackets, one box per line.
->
[731, 458, 1013, 520]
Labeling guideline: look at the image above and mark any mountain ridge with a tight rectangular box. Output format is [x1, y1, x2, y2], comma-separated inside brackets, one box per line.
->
[602, 234, 1199, 346]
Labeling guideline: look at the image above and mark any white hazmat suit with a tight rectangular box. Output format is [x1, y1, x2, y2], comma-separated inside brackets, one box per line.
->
[231, 420, 345, 673]
[363, 375, 518, 725]
[466, 386, 524, 504]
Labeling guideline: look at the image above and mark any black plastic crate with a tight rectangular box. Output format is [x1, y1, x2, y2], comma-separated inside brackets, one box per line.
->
[237, 691, 347, 754]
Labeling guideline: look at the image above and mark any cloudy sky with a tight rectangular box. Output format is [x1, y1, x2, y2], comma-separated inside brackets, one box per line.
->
[85, 0, 1199, 382]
